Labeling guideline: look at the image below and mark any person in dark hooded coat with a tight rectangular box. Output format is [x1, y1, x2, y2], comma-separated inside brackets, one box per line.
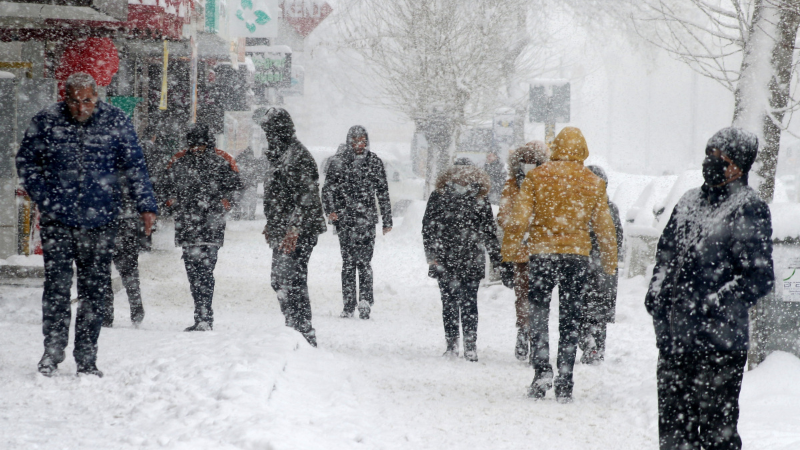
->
[254, 107, 327, 347]
[322, 126, 392, 319]
[645, 127, 774, 450]
[163, 124, 243, 331]
[577, 165, 623, 365]
[422, 159, 503, 362]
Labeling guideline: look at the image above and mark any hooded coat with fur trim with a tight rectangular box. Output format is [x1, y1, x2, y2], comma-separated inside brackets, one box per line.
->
[422, 165, 502, 280]
[508, 127, 618, 274]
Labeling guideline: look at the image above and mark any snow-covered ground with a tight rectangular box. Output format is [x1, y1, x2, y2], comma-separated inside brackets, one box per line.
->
[2, 218, 800, 449]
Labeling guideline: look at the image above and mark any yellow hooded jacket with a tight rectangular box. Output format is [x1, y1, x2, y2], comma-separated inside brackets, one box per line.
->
[508, 127, 618, 274]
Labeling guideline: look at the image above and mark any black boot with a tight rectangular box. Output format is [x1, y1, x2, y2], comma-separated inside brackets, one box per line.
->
[184, 321, 212, 332]
[443, 337, 459, 357]
[515, 327, 529, 361]
[463, 333, 478, 362]
[76, 363, 104, 378]
[130, 302, 145, 326]
[527, 369, 553, 399]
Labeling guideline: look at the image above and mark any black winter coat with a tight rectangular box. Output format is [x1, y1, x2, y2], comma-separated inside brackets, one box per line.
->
[422, 186, 502, 281]
[322, 149, 392, 230]
[164, 148, 243, 247]
[263, 137, 327, 247]
[645, 180, 774, 354]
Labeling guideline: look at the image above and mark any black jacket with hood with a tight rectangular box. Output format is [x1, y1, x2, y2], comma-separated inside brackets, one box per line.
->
[422, 163, 502, 281]
[260, 108, 327, 247]
[322, 126, 392, 230]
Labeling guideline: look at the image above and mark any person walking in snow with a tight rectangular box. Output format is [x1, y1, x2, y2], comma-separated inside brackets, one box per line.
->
[422, 158, 504, 362]
[496, 141, 550, 361]
[509, 127, 618, 402]
[577, 165, 624, 365]
[163, 124, 243, 332]
[483, 150, 507, 205]
[102, 169, 148, 328]
[254, 107, 327, 347]
[645, 127, 774, 450]
[16, 72, 158, 377]
[231, 147, 260, 221]
[322, 126, 392, 319]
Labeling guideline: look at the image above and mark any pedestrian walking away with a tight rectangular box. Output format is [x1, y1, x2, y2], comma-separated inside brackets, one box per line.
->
[254, 107, 327, 347]
[16, 72, 158, 378]
[422, 158, 504, 362]
[509, 126, 618, 402]
[484, 150, 507, 205]
[163, 123, 243, 332]
[577, 165, 624, 365]
[232, 147, 261, 220]
[645, 127, 774, 450]
[322, 125, 392, 320]
[496, 141, 550, 362]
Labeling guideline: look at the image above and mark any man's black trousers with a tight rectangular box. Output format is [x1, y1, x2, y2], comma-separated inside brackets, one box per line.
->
[437, 274, 480, 344]
[338, 225, 375, 312]
[40, 219, 116, 369]
[271, 235, 317, 335]
[528, 254, 589, 396]
[657, 350, 747, 450]
[182, 245, 219, 326]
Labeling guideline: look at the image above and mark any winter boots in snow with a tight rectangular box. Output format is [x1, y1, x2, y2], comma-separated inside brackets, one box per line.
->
[184, 321, 213, 332]
[130, 302, 145, 326]
[302, 329, 318, 348]
[358, 300, 371, 320]
[76, 363, 104, 378]
[37, 350, 64, 377]
[339, 309, 354, 318]
[515, 327, 529, 362]
[443, 338, 459, 358]
[527, 370, 553, 399]
[463, 333, 478, 362]
[554, 376, 574, 403]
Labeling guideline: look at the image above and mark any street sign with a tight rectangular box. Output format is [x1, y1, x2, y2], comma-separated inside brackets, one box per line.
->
[529, 80, 570, 123]
[246, 45, 292, 91]
[281, 0, 332, 37]
[230, 0, 280, 38]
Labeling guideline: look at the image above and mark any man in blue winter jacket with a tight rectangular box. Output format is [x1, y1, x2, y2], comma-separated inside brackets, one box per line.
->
[645, 127, 774, 450]
[16, 72, 158, 377]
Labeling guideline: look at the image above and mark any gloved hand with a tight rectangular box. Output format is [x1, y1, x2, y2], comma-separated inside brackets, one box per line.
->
[499, 262, 514, 289]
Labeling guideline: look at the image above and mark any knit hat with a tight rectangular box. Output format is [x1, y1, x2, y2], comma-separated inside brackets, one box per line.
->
[705, 127, 759, 173]
[186, 123, 215, 148]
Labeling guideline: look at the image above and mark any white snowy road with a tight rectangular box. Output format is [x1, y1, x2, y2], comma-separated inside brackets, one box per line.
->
[2, 218, 800, 449]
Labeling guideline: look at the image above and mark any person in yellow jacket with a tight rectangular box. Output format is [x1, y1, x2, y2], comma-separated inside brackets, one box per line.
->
[497, 141, 550, 362]
[508, 126, 618, 403]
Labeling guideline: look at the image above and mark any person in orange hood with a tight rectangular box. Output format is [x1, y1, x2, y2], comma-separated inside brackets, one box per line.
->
[508, 126, 618, 402]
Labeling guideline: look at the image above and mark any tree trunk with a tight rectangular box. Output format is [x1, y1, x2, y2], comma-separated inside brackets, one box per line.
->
[419, 116, 455, 197]
[758, 2, 800, 202]
[733, 0, 800, 203]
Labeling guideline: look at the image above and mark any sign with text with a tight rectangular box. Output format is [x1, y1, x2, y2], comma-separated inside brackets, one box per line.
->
[281, 0, 332, 36]
[247, 46, 291, 89]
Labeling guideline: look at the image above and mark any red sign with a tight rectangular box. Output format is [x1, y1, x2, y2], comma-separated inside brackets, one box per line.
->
[281, 0, 332, 37]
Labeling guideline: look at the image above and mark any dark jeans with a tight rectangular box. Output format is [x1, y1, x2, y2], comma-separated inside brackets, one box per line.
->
[40, 219, 116, 369]
[579, 268, 618, 356]
[528, 254, 589, 395]
[182, 245, 219, 325]
[437, 274, 480, 343]
[338, 225, 376, 312]
[103, 218, 143, 323]
[271, 235, 317, 334]
[657, 350, 747, 450]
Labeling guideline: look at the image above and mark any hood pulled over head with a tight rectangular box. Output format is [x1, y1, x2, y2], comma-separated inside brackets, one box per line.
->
[346, 125, 370, 154]
[550, 127, 588, 162]
[435, 164, 490, 199]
